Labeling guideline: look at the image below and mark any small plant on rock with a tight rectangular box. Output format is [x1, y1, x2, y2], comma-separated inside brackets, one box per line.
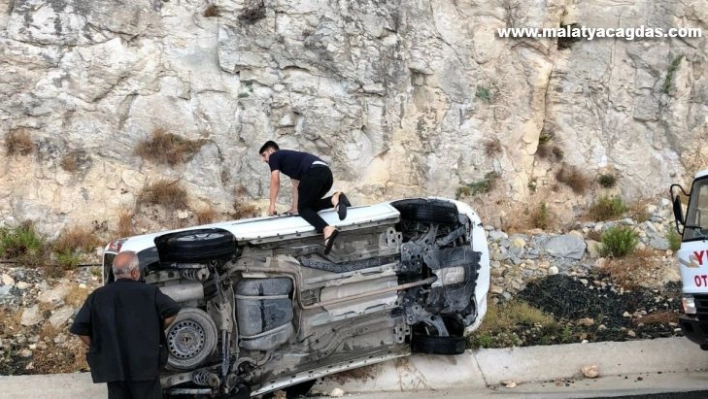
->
[531, 202, 550, 230]
[587, 196, 627, 221]
[598, 174, 617, 188]
[476, 86, 492, 103]
[0, 221, 45, 266]
[600, 225, 638, 258]
[667, 229, 682, 252]
[456, 172, 500, 199]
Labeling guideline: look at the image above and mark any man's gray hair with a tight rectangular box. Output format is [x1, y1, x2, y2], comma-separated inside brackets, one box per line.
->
[112, 251, 140, 276]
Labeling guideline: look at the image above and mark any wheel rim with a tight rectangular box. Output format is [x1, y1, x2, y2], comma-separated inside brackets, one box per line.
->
[173, 232, 224, 243]
[167, 319, 207, 360]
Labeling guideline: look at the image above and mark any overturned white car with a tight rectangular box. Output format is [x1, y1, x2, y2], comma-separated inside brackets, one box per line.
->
[102, 197, 490, 398]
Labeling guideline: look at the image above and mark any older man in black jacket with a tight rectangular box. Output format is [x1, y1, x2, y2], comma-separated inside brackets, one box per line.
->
[70, 251, 181, 399]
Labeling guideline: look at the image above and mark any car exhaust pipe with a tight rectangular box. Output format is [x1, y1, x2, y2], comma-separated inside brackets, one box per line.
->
[159, 281, 204, 303]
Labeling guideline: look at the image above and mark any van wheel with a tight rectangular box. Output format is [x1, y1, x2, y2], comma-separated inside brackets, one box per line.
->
[411, 333, 466, 355]
[157, 228, 236, 263]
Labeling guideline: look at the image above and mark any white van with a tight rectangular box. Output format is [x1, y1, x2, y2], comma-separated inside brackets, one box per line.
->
[670, 169, 708, 350]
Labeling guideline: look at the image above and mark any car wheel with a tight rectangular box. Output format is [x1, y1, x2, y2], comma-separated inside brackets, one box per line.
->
[158, 228, 236, 263]
[411, 334, 466, 355]
[398, 203, 459, 225]
[165, 307, 218, 370]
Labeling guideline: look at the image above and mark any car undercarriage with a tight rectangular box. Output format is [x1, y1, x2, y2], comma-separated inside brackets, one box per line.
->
[103, 198, 489, 398]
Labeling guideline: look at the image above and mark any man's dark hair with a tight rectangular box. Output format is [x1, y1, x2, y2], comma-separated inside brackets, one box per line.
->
[259, 141, 279, 154]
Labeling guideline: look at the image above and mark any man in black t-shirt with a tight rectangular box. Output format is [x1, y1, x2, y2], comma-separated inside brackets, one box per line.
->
[259, 140, 350, 255]
[70, 251, 181, 399]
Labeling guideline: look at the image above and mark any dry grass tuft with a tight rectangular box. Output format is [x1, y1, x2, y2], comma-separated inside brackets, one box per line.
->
[599, 249, 662, 290]
[484, 139, 502, 157]
[138, 179, 189, 210]
[65, 284, 90, 308]
[635, 311, 679, 326]
[53, 226, 100, 255]
[476, 299, 555, 332]
[232, 201, 259, 220]
[195, 207, 217, 225]
[203, 4, 220, 17]
[60, 153, 79, 172]
[586, 196, 627, 222]
[627, 200, 650, 223]
[134, 128, 205, 166]
[530, 202, 551, 230]
[116, 210, 134, 238]
[5, 129, 35, 156]
[555, 164, 591, 194]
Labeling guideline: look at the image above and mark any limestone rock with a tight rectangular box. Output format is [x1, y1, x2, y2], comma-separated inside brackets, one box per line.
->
[49, 307, 76, 328]
[581, 365, 600, 378]
[0, 0, 704, 234]
[21, 305, 43, 326]
[38, 286, 68, 304]
[545, 235, 587, 260]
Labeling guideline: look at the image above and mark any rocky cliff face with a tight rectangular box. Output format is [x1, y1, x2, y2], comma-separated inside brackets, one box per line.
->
[0, 0, 706, 235]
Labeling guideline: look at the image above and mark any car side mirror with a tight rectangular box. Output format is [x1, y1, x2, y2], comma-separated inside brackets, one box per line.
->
[673, 195, 684, 226]
[670, 183, 687, 236]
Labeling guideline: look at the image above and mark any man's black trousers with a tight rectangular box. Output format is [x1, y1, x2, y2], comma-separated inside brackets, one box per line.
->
[297, 166, 334, 233]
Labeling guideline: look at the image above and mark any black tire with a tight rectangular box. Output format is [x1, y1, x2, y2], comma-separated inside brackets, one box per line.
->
[165, 307, 218, 371]
[411, 334, 466, 355]
[394, 200, 459, 225]
[157, 228, 236, 263]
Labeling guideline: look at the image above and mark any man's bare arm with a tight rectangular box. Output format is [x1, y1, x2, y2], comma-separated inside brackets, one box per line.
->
[78, 335, 91, 347]
[269, 170, 280, 214]
[164, 315, 177, 329]
[290, 179, 299, 213]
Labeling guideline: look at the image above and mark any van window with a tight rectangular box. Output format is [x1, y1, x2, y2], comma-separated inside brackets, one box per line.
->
[685, 178, 708, 240]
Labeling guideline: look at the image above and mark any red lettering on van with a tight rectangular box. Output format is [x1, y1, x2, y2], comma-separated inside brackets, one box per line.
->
[694, 251, 706, 266]
[696, 275, 708, 287]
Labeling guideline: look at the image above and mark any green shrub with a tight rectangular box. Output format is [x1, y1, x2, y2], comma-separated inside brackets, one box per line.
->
[456, 172, 499, 199]
[587, 196, 627, 221]
[56, 251, 82, 270]
[598, 174, 617, 188]
[600, 225, 638, 258]
[531, 202, 549, 229]
[0, 222, 45, 265]
[667, 229, 682, 252]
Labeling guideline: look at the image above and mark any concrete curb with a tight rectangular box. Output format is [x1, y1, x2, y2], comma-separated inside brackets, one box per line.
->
[0, 338, 704, 398]
[315, 337, 707, 393]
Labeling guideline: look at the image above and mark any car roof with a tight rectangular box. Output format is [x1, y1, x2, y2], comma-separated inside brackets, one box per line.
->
[112, 201, 402, 254]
